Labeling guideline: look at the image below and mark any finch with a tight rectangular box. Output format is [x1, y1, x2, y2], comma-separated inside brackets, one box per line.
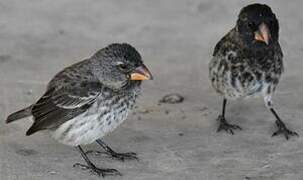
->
[6, 43, 153, 176]
[209, 4, 298, 139]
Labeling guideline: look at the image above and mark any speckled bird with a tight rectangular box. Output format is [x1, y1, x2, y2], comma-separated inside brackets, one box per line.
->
[6, 43, 153, 176]
[209, 4, 298, 139]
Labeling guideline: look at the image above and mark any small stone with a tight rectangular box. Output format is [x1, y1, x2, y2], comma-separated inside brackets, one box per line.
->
[262, 164, 271, 169]
[49, 171, 57, 175]
[159, 93, 184, 104]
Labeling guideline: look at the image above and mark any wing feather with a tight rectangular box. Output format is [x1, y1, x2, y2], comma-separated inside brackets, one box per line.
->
[27, 81, 102, 136]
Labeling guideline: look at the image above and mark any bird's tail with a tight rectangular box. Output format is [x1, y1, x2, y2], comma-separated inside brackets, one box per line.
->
[6, 105, 32, 123]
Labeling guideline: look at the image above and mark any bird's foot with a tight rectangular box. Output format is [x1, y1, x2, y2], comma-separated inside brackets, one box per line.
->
[272, 120, 298, 140]
[86, 150, 138, 161]
[217, 115, 242, 135]
[107, 151, 139, 162]
[73, 163, 122, 177]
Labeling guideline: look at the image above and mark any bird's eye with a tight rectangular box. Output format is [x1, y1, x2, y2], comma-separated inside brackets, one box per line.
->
[118, 63, 128, 71]
[248, 22, 255, 29]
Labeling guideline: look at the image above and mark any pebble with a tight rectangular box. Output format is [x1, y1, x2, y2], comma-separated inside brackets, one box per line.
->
[159, 93, 184, 104]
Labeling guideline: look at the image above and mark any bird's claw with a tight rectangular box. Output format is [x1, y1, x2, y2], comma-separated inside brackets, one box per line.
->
[272, 127, 299, 140]
[73, 163, 122, 177]
[217, 115, 242, 135]
[272, 120, 299, 140]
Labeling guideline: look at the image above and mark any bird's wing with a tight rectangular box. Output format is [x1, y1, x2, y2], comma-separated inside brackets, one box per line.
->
[50, 81, 101, 109]
[213, 28, 238, 56]
[213, 37, 225, 56]
[27, 81, 102, 136]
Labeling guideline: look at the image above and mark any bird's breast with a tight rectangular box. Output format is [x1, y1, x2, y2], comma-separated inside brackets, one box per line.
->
[51, 92, 138, 146]
[209, 54, 280, 99]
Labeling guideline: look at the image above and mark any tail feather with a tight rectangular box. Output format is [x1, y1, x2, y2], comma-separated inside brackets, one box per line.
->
[6, 105, 32, 123]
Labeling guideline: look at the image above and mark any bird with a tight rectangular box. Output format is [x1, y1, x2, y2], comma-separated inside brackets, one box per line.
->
[6, 43, 153, 177]
[209, 3, 298, 140]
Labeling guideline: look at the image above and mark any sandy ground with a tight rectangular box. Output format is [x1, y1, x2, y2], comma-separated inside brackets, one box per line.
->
[1, 0, 303, 180]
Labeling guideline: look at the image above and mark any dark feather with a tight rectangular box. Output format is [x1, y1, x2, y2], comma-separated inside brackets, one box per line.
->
[6, 105, 32, 123]
[27, 81, 102, 136]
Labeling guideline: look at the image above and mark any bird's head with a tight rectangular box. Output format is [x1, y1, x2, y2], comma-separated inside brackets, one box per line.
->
[92, 43, 153, 90]
[236, 4, 279, 48]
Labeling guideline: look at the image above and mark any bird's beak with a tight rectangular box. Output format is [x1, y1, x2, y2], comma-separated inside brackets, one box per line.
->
[254, 22, 271, 45]
[130, 64, 153, 80]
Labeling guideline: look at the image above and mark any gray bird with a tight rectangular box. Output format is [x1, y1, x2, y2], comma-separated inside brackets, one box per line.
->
[209, 4, 298, 139]
[6, 43, 153, 177]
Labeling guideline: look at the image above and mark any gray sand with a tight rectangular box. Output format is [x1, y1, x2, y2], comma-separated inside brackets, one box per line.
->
[1, 0, 303, 179]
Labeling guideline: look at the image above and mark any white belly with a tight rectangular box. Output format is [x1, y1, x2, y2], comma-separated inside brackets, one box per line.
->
[51, 101, 130, 146]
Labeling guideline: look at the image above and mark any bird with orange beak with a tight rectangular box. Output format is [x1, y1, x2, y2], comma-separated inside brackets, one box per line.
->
[209, 4, 298, 139]
[6, 43, 153, 177]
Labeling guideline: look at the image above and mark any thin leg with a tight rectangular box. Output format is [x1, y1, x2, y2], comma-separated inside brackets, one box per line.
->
[95, 139, 138, 161]
[217, 98, 242, 135]
[222, 98, 227, 117]
[270, 108, 298, 140]
[73, 146, 122, 177]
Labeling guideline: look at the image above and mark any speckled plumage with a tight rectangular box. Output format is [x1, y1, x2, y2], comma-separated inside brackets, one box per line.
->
[209, 4, 298, 139]
[209, 28, 283, 101]
[25, 44, 143, 144]
[6, 43, 152, 176]
[51, 82, 140, 146]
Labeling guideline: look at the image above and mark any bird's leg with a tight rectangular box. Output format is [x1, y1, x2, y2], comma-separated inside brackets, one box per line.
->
[73, 146, 122, 177]
[270, 108, 298, 140]
[94, 139, 138, 161]
[217, 98, 242, 135]
[264, 94, 298, 140]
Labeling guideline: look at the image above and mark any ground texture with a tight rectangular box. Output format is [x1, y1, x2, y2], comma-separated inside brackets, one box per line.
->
[1, 0, 303, 180]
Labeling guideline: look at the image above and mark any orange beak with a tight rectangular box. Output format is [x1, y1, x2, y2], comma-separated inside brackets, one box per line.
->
[130, 64, 153, 80]
[254, 22, 271, 45]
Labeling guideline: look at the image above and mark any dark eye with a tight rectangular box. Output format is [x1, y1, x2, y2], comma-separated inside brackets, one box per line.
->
[118, 63, 128, 71]
[248, 22, 255, 29]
